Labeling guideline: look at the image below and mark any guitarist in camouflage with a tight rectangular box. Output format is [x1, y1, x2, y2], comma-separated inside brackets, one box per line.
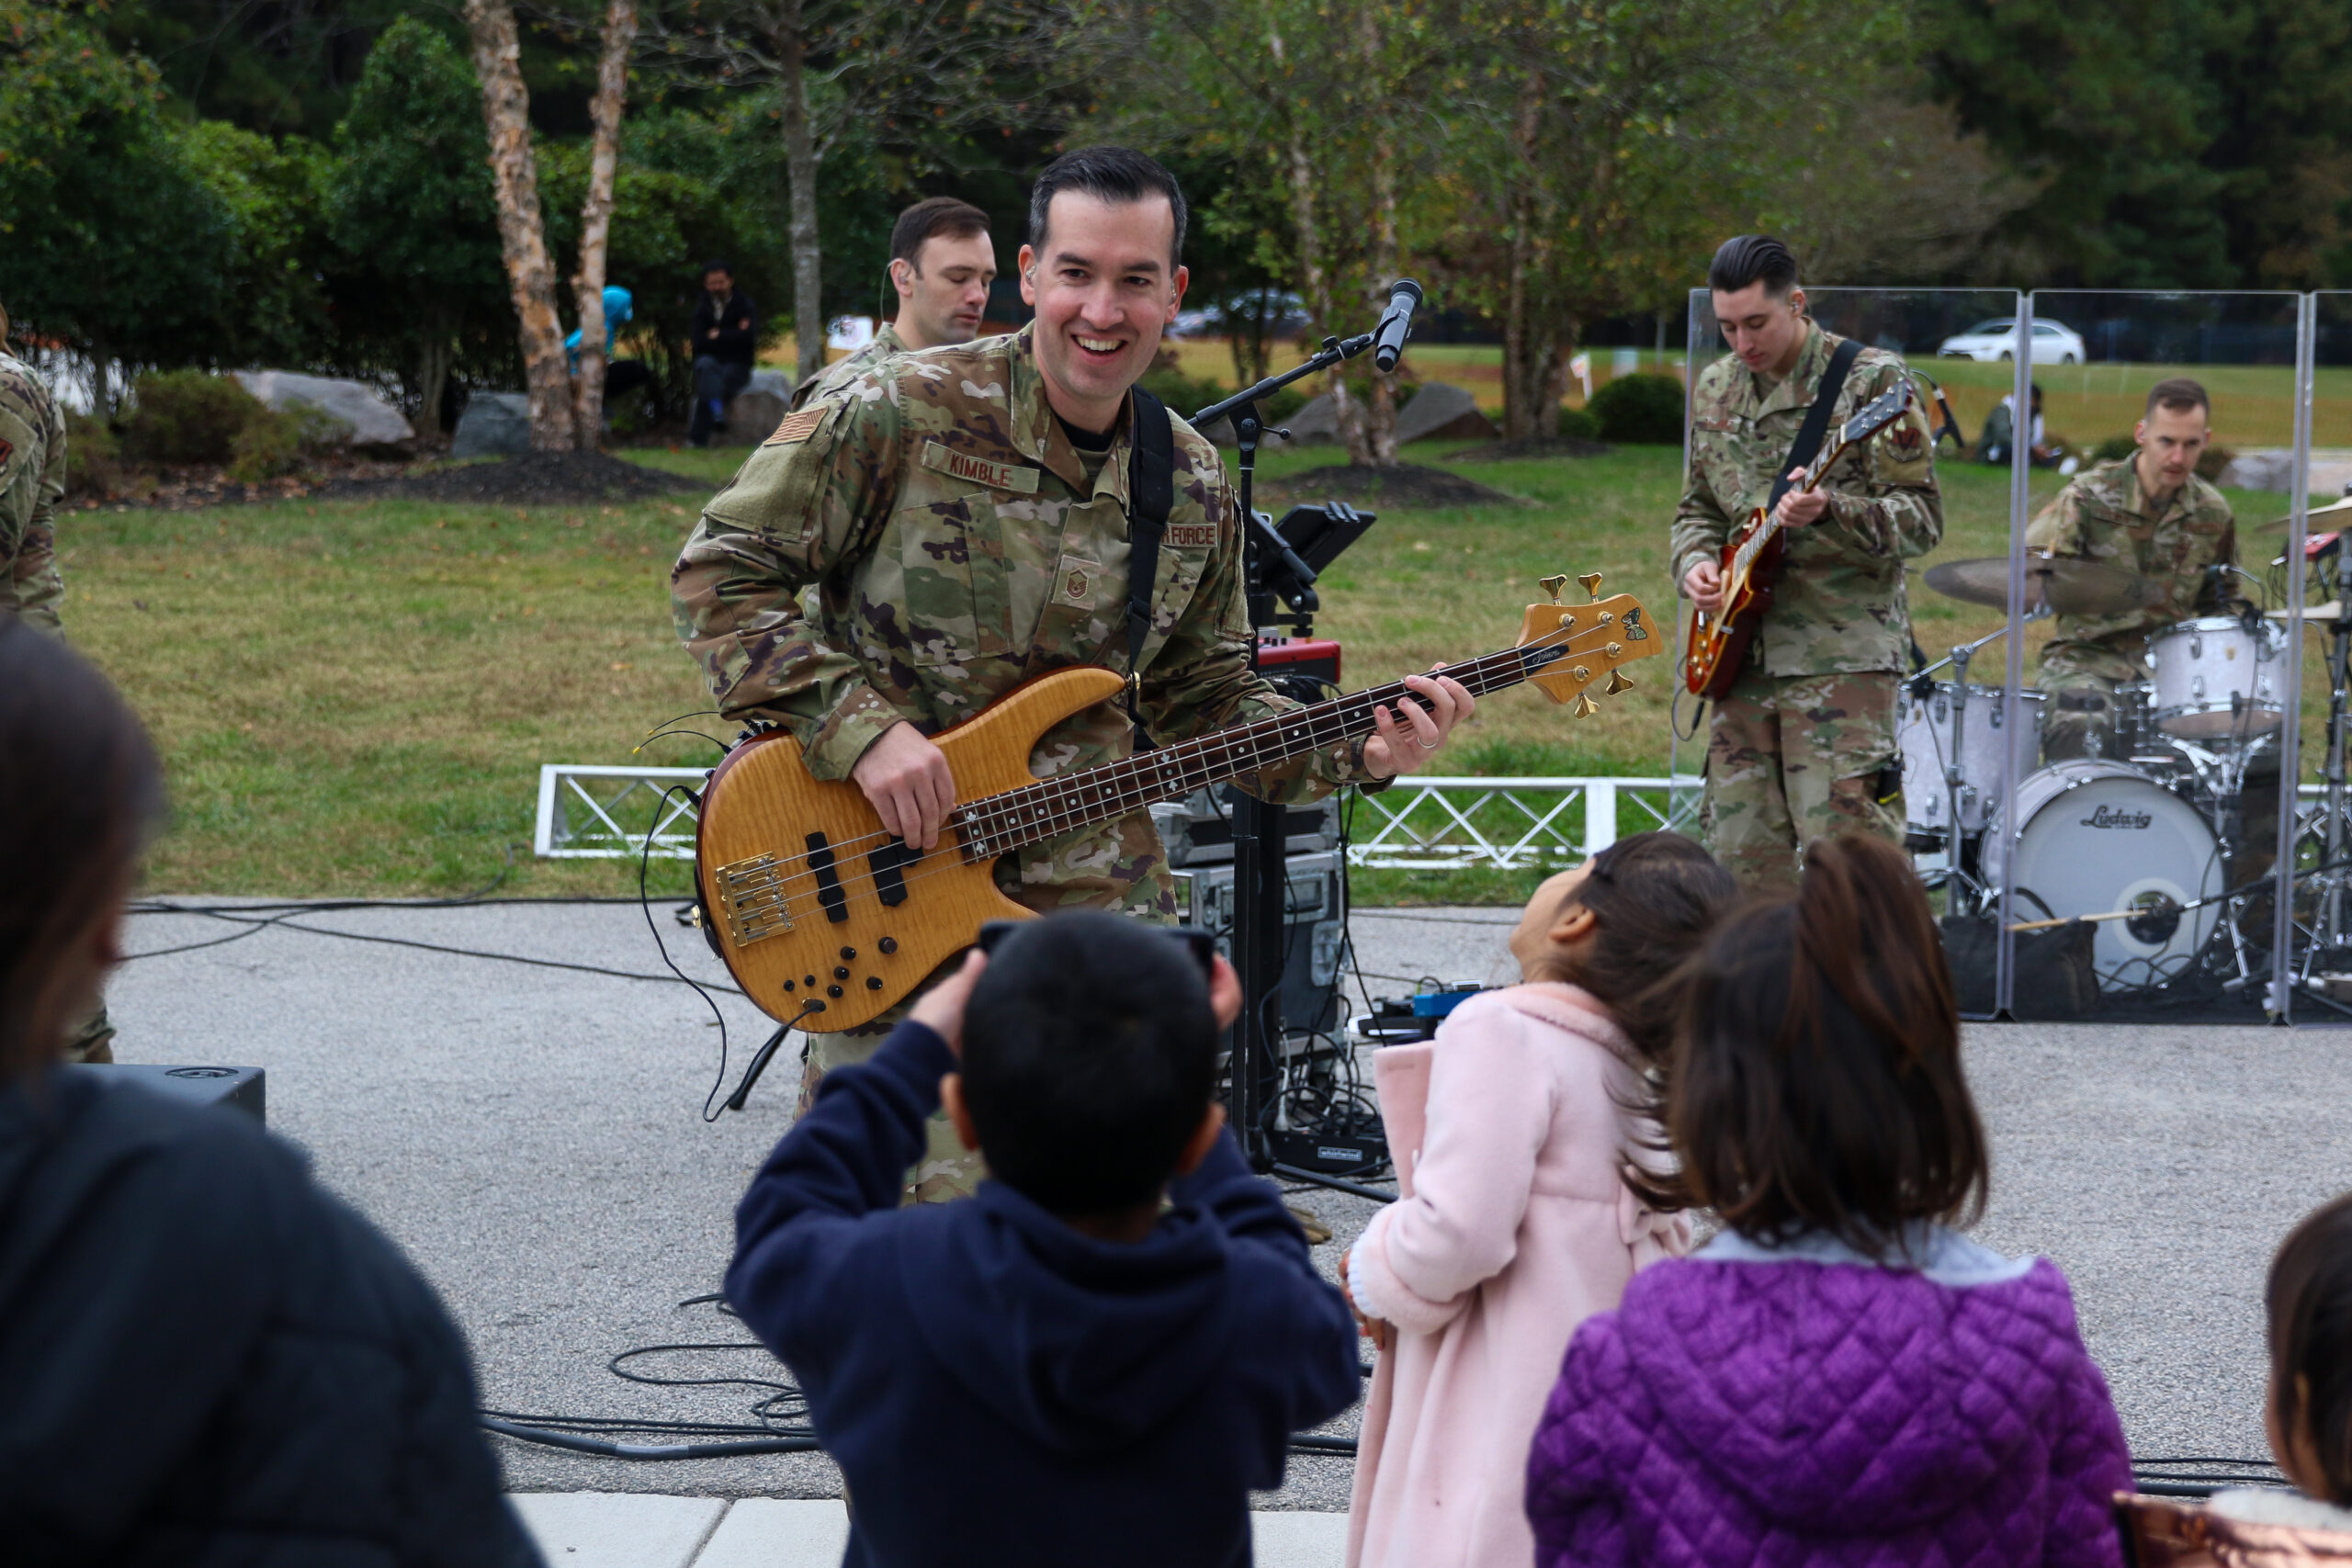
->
[1674, 236, 1943, 891]
[672, 148, 1472, 1198]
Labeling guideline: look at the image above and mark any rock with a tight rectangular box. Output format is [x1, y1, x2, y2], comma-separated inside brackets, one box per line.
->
[450, 392, 533, 459]
[1394, 382, 1498, 445]
[748, 368, 792, 400]
[2219, 450, 2294, 492]
[233, 369, 413, 451]
[717, 387, 790, 446]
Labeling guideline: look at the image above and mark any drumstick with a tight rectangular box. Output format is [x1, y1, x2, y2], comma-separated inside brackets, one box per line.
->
[2007, 906, 2175, 933]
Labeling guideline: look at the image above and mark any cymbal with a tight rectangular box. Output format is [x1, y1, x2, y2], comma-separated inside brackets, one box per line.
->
[1922, 556, 2158, 615]
[2269, 601, 2352, 626]
[2260, 496, 2352, 532]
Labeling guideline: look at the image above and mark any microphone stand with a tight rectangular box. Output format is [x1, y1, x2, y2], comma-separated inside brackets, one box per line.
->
[1189, 329, 1376, 1172]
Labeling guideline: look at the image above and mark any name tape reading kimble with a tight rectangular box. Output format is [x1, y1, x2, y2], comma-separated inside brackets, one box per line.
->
[920, 440, 1041, 495]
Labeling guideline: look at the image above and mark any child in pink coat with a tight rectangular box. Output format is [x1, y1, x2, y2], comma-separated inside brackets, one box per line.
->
[1341, 831, 1736, 1568]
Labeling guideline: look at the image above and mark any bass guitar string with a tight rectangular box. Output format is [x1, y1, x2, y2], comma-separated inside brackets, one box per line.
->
[710, 618, 1640, 932]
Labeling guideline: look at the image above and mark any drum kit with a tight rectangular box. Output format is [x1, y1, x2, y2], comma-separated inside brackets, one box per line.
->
[1905, 548, 2298, 998]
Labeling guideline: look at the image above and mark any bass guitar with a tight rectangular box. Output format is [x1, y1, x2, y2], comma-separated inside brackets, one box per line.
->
[1681, 381, 1915, 699]
[696, 575, 1664, 1031]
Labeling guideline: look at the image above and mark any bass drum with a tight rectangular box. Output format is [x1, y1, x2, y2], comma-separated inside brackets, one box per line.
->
[1982, 760, 2222, 988]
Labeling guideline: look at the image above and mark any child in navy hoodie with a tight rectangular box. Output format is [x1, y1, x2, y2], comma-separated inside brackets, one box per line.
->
[727, 910, 1362, 1568]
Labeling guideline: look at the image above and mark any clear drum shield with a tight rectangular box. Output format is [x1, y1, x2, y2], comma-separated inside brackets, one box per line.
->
[2276, 293, 2345, 1021]
[1996, 291, 2303, 1022]
[1685, 288, 2024, 1013]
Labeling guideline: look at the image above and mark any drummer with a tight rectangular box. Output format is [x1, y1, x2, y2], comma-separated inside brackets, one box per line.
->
[2027, 377, 2276, 873]
[2028, 377, 2239, 761]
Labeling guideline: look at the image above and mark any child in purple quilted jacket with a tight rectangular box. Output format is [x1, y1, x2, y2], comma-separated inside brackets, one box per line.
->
[1525, 835, 2133, 1568]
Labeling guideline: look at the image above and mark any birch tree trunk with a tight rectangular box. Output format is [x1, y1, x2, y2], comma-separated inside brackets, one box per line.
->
[464, 0, 573, 452]
[1285, 133, 1369, 466]
[571, 0, 638, 450]
[1359, 5, 1399, 467]
[776, 0, 824, 390]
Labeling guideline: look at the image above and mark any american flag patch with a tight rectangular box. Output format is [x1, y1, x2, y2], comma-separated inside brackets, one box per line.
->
[763, 407, 826, 446]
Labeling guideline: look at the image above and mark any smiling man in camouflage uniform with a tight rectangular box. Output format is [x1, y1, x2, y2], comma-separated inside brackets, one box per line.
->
[673, 148, 1471, 1200]
[1, 300, 112, 1063]
[1675, 236, 1942, 890]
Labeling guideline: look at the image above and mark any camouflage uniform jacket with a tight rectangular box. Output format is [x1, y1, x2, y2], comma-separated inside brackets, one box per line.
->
[671, 323, 1373, 919]
[2027, 457, 2236, 685]
[788, 321, 909, 413]
[0, 352, 65, 630]
[1673, 325, 1943, 676]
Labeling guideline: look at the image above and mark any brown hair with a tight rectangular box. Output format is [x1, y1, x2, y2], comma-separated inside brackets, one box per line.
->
[2145, 377, 2211, 420]
[1526, 830, 1737, 1066]
[2270, 1193, 2352, 1503]
[0, 622, 164, 1081]
[1641, 834, 1987, 1257]
[891, 196, 990, 268]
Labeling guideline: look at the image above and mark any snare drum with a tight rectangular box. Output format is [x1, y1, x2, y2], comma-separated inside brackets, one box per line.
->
[1984, 759, 2222, 986]
[2148, 615, 2285, 739]
[1900, 683, 2043, 836]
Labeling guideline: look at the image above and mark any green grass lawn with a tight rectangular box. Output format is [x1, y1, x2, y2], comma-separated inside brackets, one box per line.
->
[55, 438, 2326, 900]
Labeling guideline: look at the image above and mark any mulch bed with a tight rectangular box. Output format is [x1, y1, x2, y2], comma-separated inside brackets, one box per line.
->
[1446, 435, 1613, 462]
[318, 452, 706, 506]
[1259, 462, 1526, 509]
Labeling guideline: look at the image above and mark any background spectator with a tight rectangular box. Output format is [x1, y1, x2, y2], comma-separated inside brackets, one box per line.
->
[689, 260, 757, 446]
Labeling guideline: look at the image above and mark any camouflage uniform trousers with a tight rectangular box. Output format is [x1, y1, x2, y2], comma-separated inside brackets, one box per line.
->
[789, 818, 1177, 1205]
[1703, 667, 1905, 891]
[63, 1005, 113, 1064]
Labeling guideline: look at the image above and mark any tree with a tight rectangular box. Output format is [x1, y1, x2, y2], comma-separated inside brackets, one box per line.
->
[0, 2, 231, 400]
[326, 16, 509, 432]
[179, 120, 335, 369]
[570, 0, 639, 447]
[645, 0, 1082, 387]
[464, 0, 573, 450]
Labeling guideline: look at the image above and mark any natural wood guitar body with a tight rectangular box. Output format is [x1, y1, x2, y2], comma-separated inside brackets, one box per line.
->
[695, 666, 1127, 1032]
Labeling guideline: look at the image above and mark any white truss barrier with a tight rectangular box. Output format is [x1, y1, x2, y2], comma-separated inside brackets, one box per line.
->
[533, 764, 1704, 868]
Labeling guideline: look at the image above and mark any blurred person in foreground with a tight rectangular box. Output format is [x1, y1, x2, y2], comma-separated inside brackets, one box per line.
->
[0, 619, 538, 1567]
[726, 911, 1359, 1568]
[2, 297, 114, 1066]
[791, 197, 998, 411]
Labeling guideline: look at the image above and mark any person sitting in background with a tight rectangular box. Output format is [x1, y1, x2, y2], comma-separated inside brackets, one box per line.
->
[1526, 834, 2132, 1568]
[564, 284, 652, 412]
[725, 912, 1359, 1568]
[0, 621, 537, 1565]
[688, 260, 757, 447]
[1980, 382, 2075, 470]
[1340, 831, 1736, 1568]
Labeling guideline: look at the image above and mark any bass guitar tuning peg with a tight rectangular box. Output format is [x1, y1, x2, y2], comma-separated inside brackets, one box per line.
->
[1604, 670, 1634, 695]
[1539, 574, 1570, 604]
[1571, 693, 1600, 718]
[1578, 571, 1605, 601]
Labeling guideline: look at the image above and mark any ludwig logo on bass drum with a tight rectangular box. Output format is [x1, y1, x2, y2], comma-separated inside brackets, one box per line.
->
[2081, 804, 2154, 829]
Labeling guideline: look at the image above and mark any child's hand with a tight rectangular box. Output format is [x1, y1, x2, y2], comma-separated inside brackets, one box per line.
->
[1208, 953, 1243, 1032]
[910, 948, 988, 1056]
[1339, 1248, 1393, 1352]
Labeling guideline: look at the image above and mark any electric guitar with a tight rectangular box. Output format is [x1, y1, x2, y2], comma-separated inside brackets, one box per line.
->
[1681, 381, 1915, 699]
[696, 576, 1665, 1031]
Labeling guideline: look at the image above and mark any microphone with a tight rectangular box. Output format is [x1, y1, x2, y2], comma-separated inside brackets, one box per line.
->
[1373, 279, 1423, 373]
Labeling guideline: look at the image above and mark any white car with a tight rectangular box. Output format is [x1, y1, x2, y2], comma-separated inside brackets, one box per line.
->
[1937, 318, 2086, 365]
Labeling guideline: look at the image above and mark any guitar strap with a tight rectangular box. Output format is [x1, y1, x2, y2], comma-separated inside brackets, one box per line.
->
[1122, 385, 1176, 738]
[1770, 336, 1865, 512]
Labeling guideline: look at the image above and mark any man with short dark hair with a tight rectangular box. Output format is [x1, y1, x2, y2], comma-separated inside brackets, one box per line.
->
[672, 145, 1470, 1199]
[790, 197, 998, 412]
[2030, 378, 2242, 756]
[1674, 234, 1942, 890]
[689, 260, 758, 447]
[725, 918, 1358, 1567]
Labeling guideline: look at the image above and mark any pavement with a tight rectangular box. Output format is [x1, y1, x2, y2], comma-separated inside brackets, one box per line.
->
[103, 895, 2352, 1559]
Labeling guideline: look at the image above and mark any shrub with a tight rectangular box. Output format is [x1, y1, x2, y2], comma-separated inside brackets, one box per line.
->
[229, 403, 340, 483]
[63, 412, 126, 496]
[2197, 443, 2233, 482]
[1556, 407, 1601, 442]
[120, 370, 263, 464]
[1589, 372, 1685, 445]
[2093, 434, 2135, 463]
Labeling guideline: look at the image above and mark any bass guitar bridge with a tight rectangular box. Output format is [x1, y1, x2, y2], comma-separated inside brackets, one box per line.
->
[714, 852, 796, 947]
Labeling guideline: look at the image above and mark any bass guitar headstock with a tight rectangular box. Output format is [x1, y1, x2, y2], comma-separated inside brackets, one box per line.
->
[1518, 573, 1667, 716]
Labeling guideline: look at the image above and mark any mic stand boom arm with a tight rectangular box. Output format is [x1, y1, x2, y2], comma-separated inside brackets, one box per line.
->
[1184, 331, 1375, 1173]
